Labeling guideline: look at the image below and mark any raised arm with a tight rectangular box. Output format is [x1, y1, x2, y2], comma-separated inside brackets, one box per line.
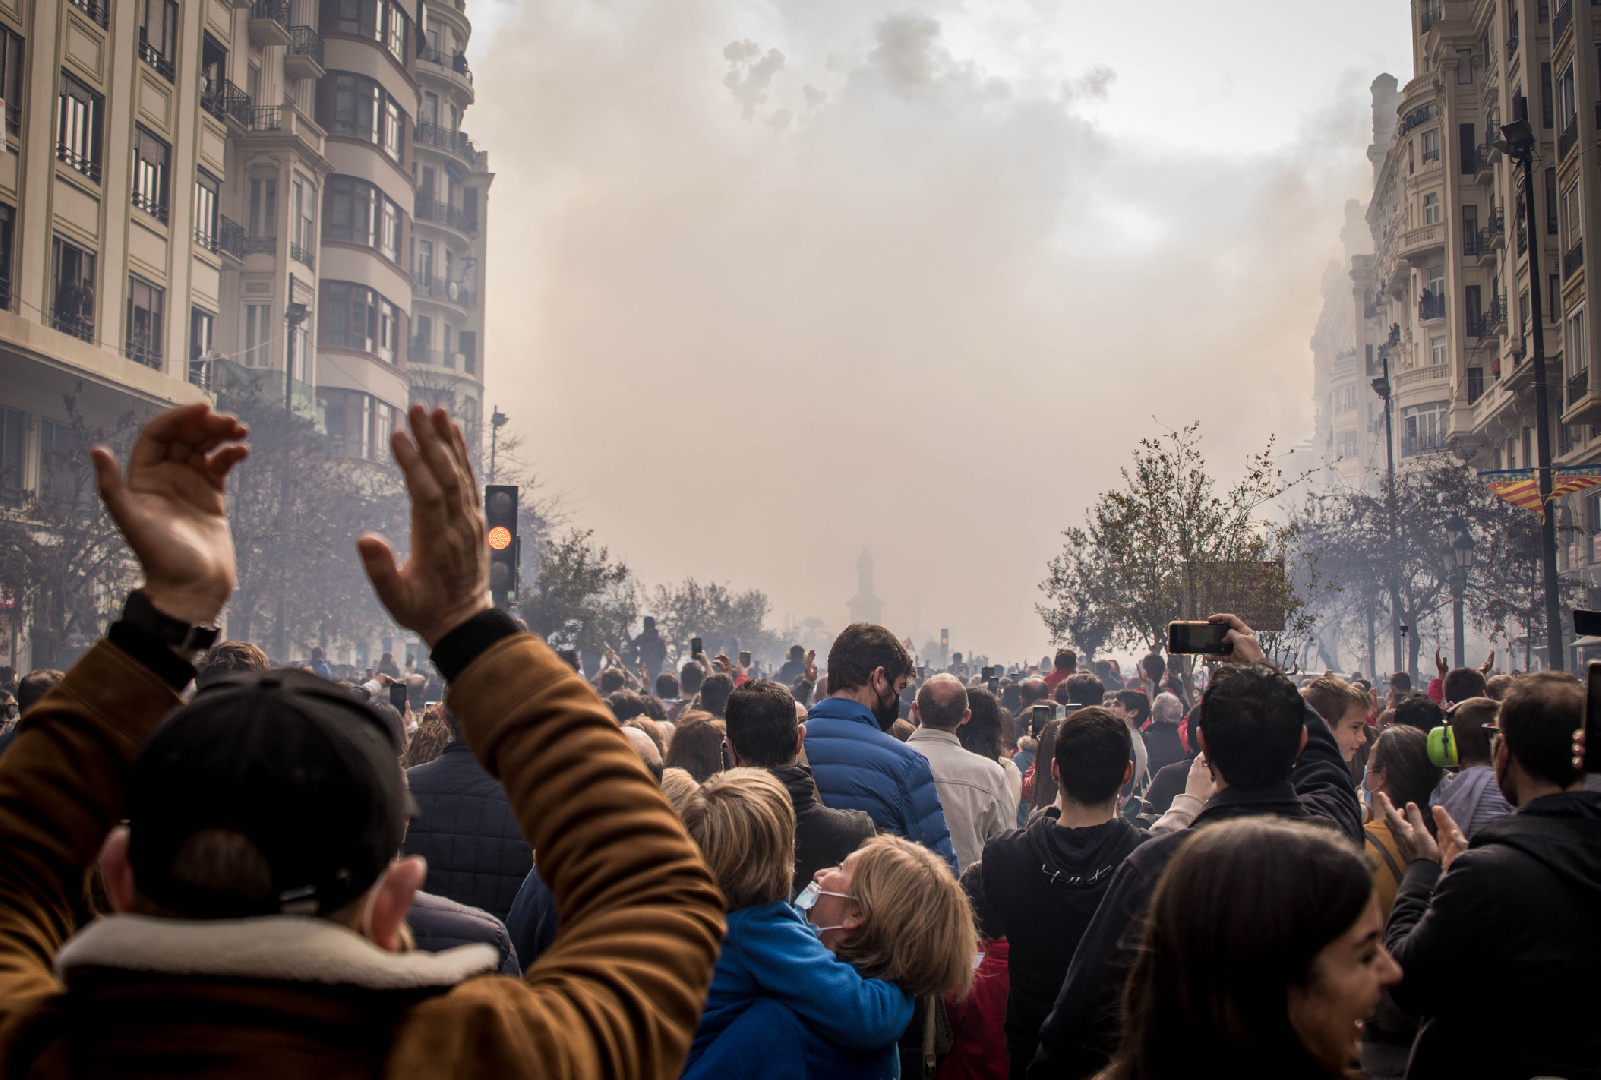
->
[358, 406, 724, 1080]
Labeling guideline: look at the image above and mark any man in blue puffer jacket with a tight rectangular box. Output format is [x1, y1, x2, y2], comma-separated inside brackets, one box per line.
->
[807, 623, 958, 872]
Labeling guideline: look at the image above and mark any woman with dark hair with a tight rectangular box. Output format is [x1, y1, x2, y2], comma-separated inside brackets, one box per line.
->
[960, 687, 1022, 818]
[1099, 818, 1401, 1080]
[1361, 725, 1442, 919]
[664, 712, 727, 783]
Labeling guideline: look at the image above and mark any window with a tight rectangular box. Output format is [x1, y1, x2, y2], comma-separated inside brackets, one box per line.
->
[1460, 123, 1476, 173]
[1569, 306, 1588, 382]
[57, 71, 102, 182]
[1522, 287, 1532, 335]
[40, 419, 81, 505]
[200, 33, 227, 102]
[1423, 191, 1441, 224]
[460, 330, 477, 376]
[1548, 168, 1559, 234]
[51, 236, 95, 341]
[321, 281, 379, 353]
[324, 175, 403, 263]
[414, 237, 433, 282]
[1559, 64, 1577, 130]
[1428, 264, 1445, 295]
[291, 176, 315, 266]
[322, 388, 399, 460]
[378, 296, 399, 361]
[1462, 204, 1478, 249]
[0, 405, 23, 500]
[1336, 430, 1359, 459]
[189, 307, 213, 387]
[380, 197, 399, 262]
[1422, 129, 1440, 163]
[194, 170, 219, 250]
[1553, 274, 1563, 319]
[1335, 385, 1357, 413]
[131, 126, 170, 222]
[1431, 334, 1447, 366]
[242, 302, 271, 367]
[1563, 180, 1583, 251]
[1402, 403, 1447, 455]
[1467, 366, 1485, 403]
[138, 0, 178, 81]
[336, 0, 380, 38]
[125, 275, 164, 369]
[0, 28, 23, 137]
[0, 203, 12, 312]
[1542, 62, 1555, 128]
[422, 90, 438, 125]
[248, 171, 276, 242]
[385, 3, 406, 61]
[321, 72, 408, 162]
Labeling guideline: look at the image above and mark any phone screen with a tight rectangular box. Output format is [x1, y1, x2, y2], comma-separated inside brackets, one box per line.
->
[1584, 662, 1601, 773]
[1168, 620, 1233, 656]
[389, 683, 408, 710]
[739, 650, 751, 667]
[690, 637, 703, 657]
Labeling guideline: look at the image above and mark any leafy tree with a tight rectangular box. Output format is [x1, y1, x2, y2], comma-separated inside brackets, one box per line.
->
[520, 529, 638, 653]
[0, 391, 140, 669]
[648, 578, 782, 664]
[1039, 423, 1318, 665]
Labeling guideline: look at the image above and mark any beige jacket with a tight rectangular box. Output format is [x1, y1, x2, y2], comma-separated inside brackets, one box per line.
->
[906, 727, 1015, 869]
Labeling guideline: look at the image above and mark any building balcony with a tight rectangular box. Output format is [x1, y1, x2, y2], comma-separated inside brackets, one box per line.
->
[284, 26, 326, 80]
[1565, 239, 1585, 281]
[413, 273, 478, 309]
[413, 194, 476, 234]
[219, 79, 253, 132]
[1560, 117, 1580, 162]
[1487, 206, 1506, 250]
[1401, 431, 1445, 457]
[1474, 140, 1497, 180]
[131, 190, 168, 225]
[244, 236, 276, 255]
[138, 39, 175, 82]
[1419, 290, 1447, 322]
[416, 46, 475, 100]
[248, 0, 291, 47]
[1391, 362, 1450, 405]
[1399, 222, 1444, 263]
[1554, 0, 1574, 46]
[125, 339, 163, 372]
[68, 0, 110, 26]
[414, 122, 478, 165]
[218, 215, 245, 262]
[1563, 367, 1601, 425]
[290, 240, 315, 269]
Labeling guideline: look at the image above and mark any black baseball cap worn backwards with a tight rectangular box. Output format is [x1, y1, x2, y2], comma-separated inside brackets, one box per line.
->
[126, 668, 414, 919]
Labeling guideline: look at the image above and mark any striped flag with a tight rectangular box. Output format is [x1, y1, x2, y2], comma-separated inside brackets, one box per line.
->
[1477, 466, 1601, 516]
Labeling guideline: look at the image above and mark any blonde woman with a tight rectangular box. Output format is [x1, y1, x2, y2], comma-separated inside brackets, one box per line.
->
[681, 769, 913, 1080]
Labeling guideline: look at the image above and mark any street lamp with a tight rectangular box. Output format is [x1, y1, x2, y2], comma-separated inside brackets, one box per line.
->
[1372, 351, 1404, 676]
[1440, 516, 1476, 669]
[1493, 117, 1565, 670]
[284, 301, 310, 413]
[489, 407, 508, 483]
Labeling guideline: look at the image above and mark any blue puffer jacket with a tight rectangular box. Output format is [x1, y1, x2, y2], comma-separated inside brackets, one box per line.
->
[685, 900, 913, 1080]
[805, 698, 957, 872]
[403, 740, 532, 922]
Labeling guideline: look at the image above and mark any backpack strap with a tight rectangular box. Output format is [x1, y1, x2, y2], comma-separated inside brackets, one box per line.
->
[922, 994, 938, 1078]
[1365, 828, 1404, 885]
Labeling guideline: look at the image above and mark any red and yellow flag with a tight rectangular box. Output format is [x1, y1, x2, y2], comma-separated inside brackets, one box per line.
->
[1477, 466, 1601, 517]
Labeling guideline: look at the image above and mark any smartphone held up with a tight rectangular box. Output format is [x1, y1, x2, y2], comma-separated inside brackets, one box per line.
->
[1168, 620, 1233, 656]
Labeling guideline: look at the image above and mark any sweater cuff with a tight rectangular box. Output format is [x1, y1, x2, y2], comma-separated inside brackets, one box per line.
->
[430, 608, 521, 683]
[107, 620, 197, 692]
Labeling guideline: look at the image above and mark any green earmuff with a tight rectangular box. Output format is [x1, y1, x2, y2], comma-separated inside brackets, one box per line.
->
[1426, 725, 1459, 769]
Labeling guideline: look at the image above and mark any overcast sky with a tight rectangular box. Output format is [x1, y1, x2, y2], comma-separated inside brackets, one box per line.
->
[465, 0, 1415, 664]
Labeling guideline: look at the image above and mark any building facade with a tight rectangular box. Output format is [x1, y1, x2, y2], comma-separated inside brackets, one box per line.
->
[0, 0, 491, 670]
[1316, 0, 1601, 593]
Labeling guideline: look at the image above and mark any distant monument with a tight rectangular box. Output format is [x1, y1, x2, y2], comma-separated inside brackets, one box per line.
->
[847, 548, 884, 626]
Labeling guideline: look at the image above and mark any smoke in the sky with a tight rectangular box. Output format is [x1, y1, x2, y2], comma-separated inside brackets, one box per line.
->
[468, 0, 1397, 662]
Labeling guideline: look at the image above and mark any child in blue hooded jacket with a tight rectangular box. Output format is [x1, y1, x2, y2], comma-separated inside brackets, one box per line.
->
[679, 768, 913, 1079]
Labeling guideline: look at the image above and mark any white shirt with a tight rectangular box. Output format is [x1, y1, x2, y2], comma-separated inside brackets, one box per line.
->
[906, 727, 1014, 871]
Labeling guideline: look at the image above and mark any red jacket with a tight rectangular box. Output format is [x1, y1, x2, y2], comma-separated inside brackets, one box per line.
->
[1043, 670, 1071, 693]
[938, 939, 1010, 1080]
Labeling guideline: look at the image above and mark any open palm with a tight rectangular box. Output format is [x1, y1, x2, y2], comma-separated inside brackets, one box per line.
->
[93, 404, 249, 626]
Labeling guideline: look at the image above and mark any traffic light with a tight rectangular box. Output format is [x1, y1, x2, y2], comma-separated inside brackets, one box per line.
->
[485, 485, 518, 610]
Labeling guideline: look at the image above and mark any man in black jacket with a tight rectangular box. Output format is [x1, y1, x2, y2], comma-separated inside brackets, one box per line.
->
[1028, 615, 1361, 1080]
[725, 679, 875, 892]
[982, 707, 1147, 1080]
[1378, 671, 1601, 1080]
[402, 711, 532, 922]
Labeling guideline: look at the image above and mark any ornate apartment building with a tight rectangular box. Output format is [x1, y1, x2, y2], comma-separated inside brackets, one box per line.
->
[0, 0, 492, 494]
[1314, 0, 1601, 590]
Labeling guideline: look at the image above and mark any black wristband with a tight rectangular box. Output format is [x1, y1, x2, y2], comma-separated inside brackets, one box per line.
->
[109, 620, 198, 692]
[430, 608, 521, 683]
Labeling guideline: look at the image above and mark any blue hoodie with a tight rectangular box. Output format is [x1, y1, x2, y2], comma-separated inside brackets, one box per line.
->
[805, 697, 958, 871]
[685, 900, 914, 1079]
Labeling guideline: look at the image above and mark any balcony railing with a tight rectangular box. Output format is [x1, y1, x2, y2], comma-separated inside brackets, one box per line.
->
[1402, 431, 1443, 457]
[200, 83, 227, 121]
[414, 121, 478, 163]
[1565, 239, 1585, 280]
[195, 221, 218, 253]
[418, 46, 474, 83]
[1518, 219, 1529, 254]
[189, 355, 213, 391]
[1419, 290, 1447, 320]
[412, 274, 478, 309]
[1475, 140, 1495, 174]
[251, 106, 282, 131]
[1421, 2, 1442, 31]
[287, 25, 325, 67]
[414, 195, 476, 233]
[244, 236, 276, 254]
[1465, 229, 1485, 256]
[68, 0, 109, 28]
[138, 40, 175, 81]
[125, 340, 162, 371]
[131, 189, 168, 224]
[1569, 368, 1590, 408]
[218, 215, 244, 259]
[1560, 117, 1579, 161]
[249, 0, 290, 29]
[290, 240, 314, 269]
[1555, 0, 1573, 41]
[220, 79, 253, 128]
[51, 310, 94, 342]
[56, 143, 100, 183]
[408, 341, 453, 367]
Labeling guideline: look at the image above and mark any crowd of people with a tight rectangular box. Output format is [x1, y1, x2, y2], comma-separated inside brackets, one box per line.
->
[0, 401, 1596, 1080]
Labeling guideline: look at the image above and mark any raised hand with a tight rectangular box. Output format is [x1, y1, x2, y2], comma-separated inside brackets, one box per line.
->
[1435, 647, 1449, 680]
[1207, 613, 1265, 664]
[1432, 805, 1469, 872]
[804, 650, 818, 684]
[92, 404, 249, 626]
[1376, 792, 1442, 866]
[1480, 650, 1496, 676]
[357, 406, 490, 647]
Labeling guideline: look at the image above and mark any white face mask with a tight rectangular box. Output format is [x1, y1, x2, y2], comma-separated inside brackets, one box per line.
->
[793, 880, 853, 934]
